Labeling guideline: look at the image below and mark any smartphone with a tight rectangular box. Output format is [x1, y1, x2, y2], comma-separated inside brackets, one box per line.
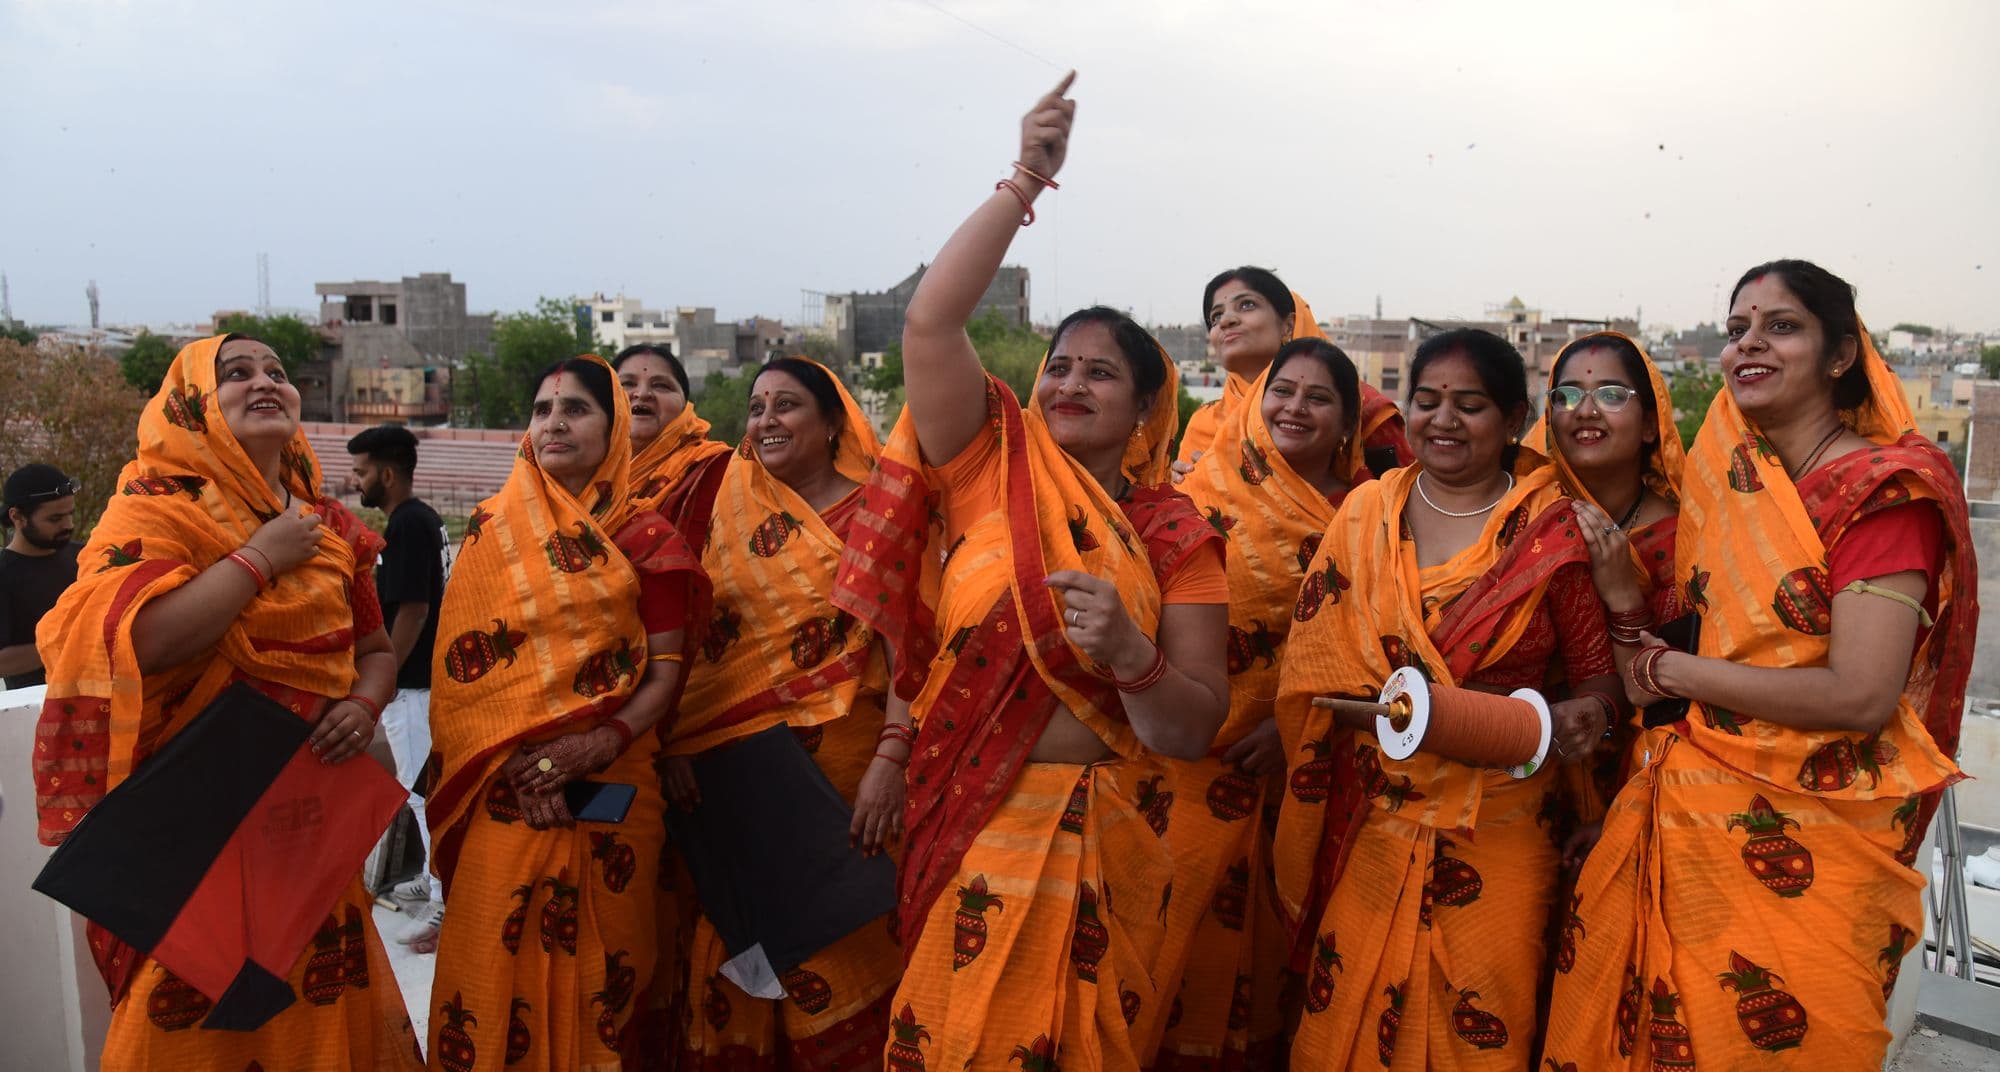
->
[1640, 613, 1699, 727]
[563, 780, 638, 824]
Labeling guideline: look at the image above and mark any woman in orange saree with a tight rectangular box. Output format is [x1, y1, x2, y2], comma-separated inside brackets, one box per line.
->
[617, 344, 732, 523]
[34, 334, 422, 1071]
[1179, 268, 1407, 474]
[1275, 328, 1623, 1071]
[1149, 339, 1385, 1071]
[1524, 332, 1687, 850]
[833, 76, 1230, 1072]
[1542, 260, 1977, 1070]
[426, 354, 706, 1071]
[657, 357, 908, 1072]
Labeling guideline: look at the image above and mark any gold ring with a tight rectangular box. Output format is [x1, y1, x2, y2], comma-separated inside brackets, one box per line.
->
[537, 757, 554, 773]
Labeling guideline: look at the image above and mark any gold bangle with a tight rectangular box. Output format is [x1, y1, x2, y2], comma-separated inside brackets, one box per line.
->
[649, 651, 685, 663]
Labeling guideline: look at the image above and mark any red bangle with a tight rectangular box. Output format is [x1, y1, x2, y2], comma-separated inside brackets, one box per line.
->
[1114, 644, 1168, 693]
[601, 718, 636, 751]
[225, 552, 269, 588]
[878, 723, 915, 744]
[342, 693, 383, 723]
[995, 180, 1035, 226]
[1630, 646, 1676, 699]
[1011, 161, 1059, 190]
[873, 747, 910, 767]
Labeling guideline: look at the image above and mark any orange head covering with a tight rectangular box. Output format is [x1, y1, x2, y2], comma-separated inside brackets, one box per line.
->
[1526, 331, 1685, 511]
[34, 334, 381, 844]
[629, 398, 732, 516]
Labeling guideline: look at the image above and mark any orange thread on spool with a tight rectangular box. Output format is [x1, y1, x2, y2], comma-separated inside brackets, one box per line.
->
[1417, 683, 1543, 766]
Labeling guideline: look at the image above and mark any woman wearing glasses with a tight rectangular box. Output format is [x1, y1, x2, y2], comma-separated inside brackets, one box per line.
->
[1528, 335, 1687, 856]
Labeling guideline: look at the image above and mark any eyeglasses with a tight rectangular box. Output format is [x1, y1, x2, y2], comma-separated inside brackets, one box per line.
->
[25, 479, 78, 502]
[1547, 385, 1637, 413]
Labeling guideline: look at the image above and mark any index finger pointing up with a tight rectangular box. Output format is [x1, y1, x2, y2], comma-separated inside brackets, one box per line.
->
[1050, 70, 1076, 100]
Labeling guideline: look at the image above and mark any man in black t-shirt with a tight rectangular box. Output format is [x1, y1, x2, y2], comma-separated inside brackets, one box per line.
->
[1, 464, 82, 691]
[349, 425, 449, 949]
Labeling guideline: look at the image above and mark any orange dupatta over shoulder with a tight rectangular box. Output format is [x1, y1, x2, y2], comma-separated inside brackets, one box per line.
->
[630, 399, 733, 519]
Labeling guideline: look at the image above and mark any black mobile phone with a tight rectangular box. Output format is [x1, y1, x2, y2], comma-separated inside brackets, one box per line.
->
[564, 780, 638, 824]
[1640, 613, 1699, 727]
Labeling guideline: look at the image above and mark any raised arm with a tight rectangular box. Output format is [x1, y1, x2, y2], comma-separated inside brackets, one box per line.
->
[902, 73, 1076, 465]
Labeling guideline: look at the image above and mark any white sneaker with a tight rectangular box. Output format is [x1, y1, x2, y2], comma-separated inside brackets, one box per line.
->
[1967, 847, 2000, 890]
[390, 875, 433, 910]
[397, 900, 444, 951]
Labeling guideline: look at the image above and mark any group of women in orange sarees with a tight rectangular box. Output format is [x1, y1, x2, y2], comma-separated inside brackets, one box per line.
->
[34, 85, 1976, 1072]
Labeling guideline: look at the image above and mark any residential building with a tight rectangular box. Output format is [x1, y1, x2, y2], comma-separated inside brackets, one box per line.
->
[823, 265, 1030, 363]
[314, 273, 493, 424]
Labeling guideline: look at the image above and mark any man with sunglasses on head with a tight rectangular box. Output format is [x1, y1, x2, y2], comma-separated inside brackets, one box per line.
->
[1, 464, 82, 691]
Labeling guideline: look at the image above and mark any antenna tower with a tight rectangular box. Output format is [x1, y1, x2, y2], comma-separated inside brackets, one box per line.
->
[1, 272, 12, 324]
[86, 280, 101, 330]
[257, 252, 272, 312]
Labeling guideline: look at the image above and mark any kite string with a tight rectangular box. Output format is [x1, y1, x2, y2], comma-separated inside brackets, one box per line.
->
[912, 0, 1066, 71]
[912, 0, 1066, 320]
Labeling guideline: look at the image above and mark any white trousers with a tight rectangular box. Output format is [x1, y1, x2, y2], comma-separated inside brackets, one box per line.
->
[381, 688, 443, 904]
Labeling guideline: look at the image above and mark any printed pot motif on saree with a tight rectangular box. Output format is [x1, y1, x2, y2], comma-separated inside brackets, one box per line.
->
[1542, 333, 1976, 1071]
[1146, 362, 1382, 1070]
[426, 353, 706, 1072]
[834, 343, 1221, 1072]
[34, 334, 420, 1071]
[664, 365, 904, 1072]
[1275, 464, 1613, 1071]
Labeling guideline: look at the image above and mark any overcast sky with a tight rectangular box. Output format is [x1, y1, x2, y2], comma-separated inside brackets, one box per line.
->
[3, 0, 1994, 334]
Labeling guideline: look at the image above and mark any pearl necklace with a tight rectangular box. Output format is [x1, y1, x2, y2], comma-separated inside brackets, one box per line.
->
[1415, 472, 1514, 518]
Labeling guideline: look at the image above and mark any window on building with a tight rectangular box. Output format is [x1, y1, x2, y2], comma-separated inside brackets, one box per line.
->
[381, 302, 397, 326]
[345, 296, 373, 322]
[1938, 430, 1950, 443]
[602, 310, 616, 323]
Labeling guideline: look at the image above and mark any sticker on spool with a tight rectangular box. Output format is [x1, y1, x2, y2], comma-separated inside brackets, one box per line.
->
[1506, 686, 1554, 779]
[1377, 665, 1429, 761]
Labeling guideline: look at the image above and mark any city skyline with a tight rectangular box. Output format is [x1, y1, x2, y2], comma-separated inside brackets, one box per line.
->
[3, 0, 1995, 333]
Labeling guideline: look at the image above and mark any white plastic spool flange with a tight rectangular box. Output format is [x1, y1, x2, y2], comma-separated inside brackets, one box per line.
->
[1373, 666, 1552, 778]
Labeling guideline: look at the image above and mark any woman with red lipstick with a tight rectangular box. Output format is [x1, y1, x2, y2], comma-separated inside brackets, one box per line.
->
[1275, 327, 1622, 1070]
[1149, 339, 1375, 1070]
[616, 344, 732, 525]
[832, 74, 1230, 1070]
[1543, 261, 1977, 1069]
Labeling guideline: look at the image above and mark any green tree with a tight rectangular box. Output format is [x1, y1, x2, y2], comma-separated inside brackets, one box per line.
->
[215, 312, 324, 373]
[459, 298, 601, 428]
[1890, 323, 1936, 338]
[1668, 368, 1724, 446]
[1, 323, 35, 345]
[692, 370, 751, 445]
[1980, 343, 2000, 380]
[118, 330, 179, 394]
[0, 340, 149, 535]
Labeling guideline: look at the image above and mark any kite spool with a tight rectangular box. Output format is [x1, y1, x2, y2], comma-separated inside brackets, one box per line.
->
[1311, 666, 1552, 778]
